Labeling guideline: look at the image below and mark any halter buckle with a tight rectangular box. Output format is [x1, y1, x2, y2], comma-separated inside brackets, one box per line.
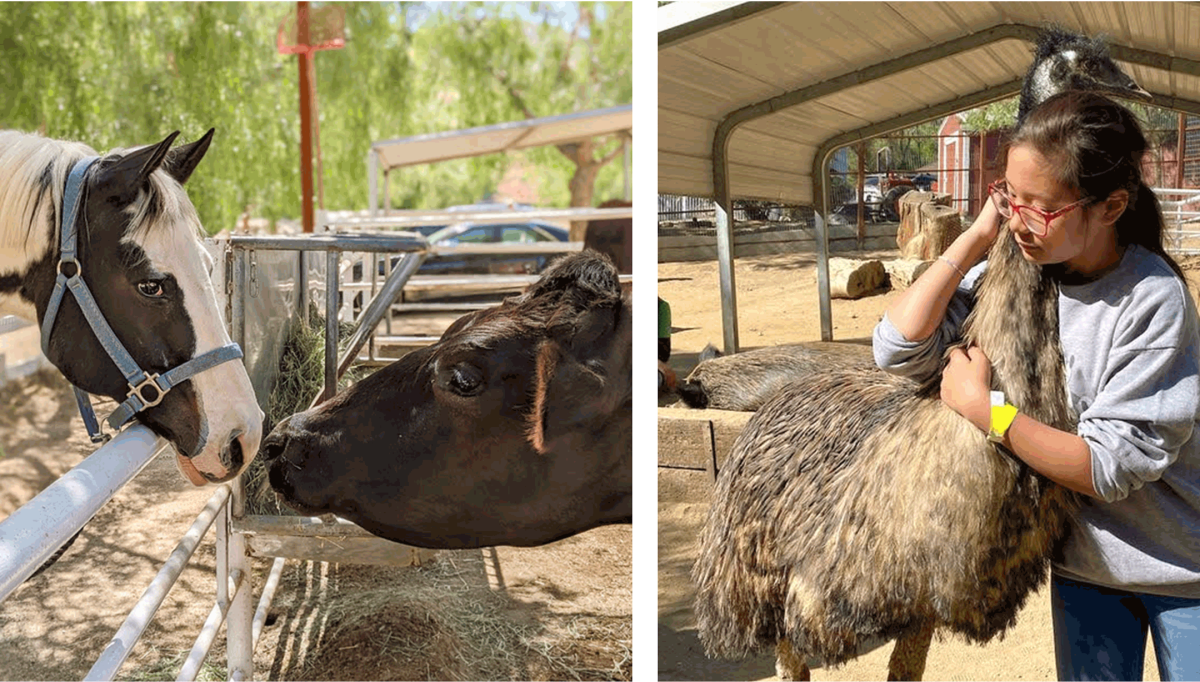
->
[129, 374, 166, 409]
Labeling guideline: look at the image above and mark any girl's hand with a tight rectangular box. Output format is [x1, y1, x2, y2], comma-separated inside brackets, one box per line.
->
[942, 346, 992, 432]
[967, 196, 1004, 251]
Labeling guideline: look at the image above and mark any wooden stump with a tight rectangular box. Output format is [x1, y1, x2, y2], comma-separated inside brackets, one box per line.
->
[897, 192, 961, 260]
[884, 258, 933, 290]
[830, 258, 886, 299]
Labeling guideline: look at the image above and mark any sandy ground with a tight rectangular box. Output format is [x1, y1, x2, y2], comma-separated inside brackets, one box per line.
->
[0, 368, 631, 681]
[656, 249, 1200, 681]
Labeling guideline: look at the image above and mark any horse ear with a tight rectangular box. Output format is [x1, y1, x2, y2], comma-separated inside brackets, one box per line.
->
[93, 131, 180, 204]
[164, 128, 214, 185]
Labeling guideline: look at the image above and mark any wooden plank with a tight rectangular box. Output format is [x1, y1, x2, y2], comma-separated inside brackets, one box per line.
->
[658, 408, 754, 474]
[236, 514, 376, 538]
[246, 534, 438, 567]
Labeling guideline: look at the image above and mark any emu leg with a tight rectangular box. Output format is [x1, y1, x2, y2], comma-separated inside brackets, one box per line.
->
[775, 639, 811, 681]
[886, 622, 935, 681]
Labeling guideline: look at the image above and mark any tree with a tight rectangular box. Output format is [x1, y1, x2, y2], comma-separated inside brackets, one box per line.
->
[418, 2, 633, 237]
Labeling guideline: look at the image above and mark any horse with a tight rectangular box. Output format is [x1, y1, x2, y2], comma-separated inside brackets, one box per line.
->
[0, 129, 263, 485]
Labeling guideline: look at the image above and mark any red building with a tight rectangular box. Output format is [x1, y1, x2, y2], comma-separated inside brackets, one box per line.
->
[937, 115, 1005, 216]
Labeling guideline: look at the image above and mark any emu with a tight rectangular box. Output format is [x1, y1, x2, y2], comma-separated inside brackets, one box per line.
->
[1018, 26, 1150, 125]
[693, 26, 1149, 681]
[675, 343, 875, 412]
[694, 229, 1077, 681]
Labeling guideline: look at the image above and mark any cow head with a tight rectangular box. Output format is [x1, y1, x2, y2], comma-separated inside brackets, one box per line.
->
[261, 251, 631, 549]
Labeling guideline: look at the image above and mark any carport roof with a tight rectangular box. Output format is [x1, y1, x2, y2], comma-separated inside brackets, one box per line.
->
[658, 1, 1200, 207]
[371, 104, 632, 171]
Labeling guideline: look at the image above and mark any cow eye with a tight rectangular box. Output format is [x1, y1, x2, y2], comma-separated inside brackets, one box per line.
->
[137, 280, 165, 298]
[448, 365, 484, 396]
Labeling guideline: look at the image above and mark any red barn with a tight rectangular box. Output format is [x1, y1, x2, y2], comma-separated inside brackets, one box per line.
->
[937, 115, 1004, 216]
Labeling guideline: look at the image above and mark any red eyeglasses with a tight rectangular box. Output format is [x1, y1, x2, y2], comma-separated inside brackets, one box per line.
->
[987, 179, 1091, 237]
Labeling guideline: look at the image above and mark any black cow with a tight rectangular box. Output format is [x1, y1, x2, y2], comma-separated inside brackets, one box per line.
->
[261, 251, 631, 549]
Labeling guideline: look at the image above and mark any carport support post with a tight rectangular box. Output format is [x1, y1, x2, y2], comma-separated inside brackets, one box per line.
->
[714, 140, 739, 354]
[816, 151, 834, 341]
[368, 149, 379, 218]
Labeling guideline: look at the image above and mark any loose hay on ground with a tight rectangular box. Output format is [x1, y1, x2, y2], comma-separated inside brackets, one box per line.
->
[262, 552, 630, 681]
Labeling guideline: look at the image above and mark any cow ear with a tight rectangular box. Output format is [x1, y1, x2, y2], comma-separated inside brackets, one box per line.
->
[526, 298, 631, 453]
[93, 131, 180, 205]
[164, 128, 214, 185]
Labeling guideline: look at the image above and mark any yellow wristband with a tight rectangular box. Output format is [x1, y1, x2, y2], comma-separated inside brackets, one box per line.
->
[988, 390, 1018, 443]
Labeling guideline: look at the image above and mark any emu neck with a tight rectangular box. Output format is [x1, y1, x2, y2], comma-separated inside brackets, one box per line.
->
[961, 230, 1074, 432]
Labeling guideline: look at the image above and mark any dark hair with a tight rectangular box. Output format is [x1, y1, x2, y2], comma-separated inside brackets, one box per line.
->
[1006, 91, 1184, 279]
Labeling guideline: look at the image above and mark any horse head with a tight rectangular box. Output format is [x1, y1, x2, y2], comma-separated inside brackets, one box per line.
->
[2, 130, 263, 485]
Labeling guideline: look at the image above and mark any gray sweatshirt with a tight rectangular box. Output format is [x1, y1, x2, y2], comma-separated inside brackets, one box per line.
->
[873, 244, 1200, 598]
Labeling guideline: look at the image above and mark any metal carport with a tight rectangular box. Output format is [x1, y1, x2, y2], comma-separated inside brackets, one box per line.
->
[658, 1, 1200, 352]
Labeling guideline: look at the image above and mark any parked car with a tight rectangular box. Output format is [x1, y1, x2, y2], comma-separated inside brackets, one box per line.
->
[420, 220, 569, 275]
[353, 219, 570, 279]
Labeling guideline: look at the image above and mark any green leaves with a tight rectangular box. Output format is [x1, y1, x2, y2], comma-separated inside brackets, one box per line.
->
[0, 2, 630, 233]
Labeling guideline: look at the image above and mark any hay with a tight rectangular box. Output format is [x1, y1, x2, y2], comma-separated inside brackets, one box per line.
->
[245, 308, 373, 515]
[264, 554, 632, 682]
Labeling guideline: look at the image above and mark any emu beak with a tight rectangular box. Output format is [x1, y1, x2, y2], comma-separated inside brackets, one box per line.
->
[1125, 84, 1152, 101]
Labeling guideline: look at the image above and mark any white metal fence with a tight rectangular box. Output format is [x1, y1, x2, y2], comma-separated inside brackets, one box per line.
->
[1156, 187, 1200, 255]
[0, 207, 630, 680]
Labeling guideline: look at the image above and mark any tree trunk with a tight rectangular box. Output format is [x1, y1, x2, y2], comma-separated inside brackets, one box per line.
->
[829, 258, 886, 299]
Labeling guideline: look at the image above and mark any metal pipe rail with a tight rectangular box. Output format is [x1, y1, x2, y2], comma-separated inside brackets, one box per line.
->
[0, 425, 169, 604]
[321, 205, 632, 231]
[230, 232, 428, 253]
[86, 485, 232, 681]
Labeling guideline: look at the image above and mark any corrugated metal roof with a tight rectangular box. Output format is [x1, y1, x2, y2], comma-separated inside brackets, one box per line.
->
[659, 1, 1200, 205]
[661, 1, 1200, 350]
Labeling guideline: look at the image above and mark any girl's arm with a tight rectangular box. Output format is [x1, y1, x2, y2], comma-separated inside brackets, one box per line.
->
[885, 200, 1002, 342]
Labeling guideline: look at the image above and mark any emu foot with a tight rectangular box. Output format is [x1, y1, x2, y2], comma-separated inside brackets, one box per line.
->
[775, 639, 810, 681]
[886, 622, 935, 681]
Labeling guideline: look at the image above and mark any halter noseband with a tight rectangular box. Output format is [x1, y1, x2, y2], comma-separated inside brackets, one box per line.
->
[41, 156, 245, 443]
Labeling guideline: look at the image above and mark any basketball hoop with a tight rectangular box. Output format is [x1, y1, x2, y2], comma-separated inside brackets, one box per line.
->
[277, 4, 346, 55]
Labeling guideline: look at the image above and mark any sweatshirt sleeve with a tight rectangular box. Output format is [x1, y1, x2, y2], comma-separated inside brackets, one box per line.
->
[872, 261, 987, 384]
[1082, 278, 1200, 502]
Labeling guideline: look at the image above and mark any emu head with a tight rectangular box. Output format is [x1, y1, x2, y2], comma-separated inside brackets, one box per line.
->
[1017, 26, 1151, 125]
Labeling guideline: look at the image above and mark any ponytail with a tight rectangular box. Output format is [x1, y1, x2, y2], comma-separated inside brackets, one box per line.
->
[1118, 182, 1185, 280]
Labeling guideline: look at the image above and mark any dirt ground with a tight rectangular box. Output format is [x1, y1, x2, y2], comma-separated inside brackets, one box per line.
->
[0, 368, 631, 681]
[657, 249, 1200, 681]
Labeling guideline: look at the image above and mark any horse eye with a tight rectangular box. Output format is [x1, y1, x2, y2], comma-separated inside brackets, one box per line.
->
[448, 365, 484, 396]
[137, 280, 165, 298]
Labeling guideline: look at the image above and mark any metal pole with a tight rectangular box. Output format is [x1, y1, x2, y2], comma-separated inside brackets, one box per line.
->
[333, 253, 425, 388]
[298, 1, 315, 233]
[226, 476, 253, 680]
[0, 427, 168, 604]
[86, 487, 231, 681]
[817, 153, 834, 341]
[368, 150, 379, 218]
[177, 569, 243, 682]
[623, 134, 631, 202]
[324, 249, 339, 403]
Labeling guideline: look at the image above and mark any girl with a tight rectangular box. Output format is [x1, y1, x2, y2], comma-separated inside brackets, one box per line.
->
[874, 91, 1200, 680]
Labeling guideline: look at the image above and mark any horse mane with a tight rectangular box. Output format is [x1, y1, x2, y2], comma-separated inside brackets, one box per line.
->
[0, 131, 93, 263]
[0, 131, 205, 272]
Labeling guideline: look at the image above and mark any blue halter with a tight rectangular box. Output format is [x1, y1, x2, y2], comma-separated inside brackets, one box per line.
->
[41, 156, 245, 443]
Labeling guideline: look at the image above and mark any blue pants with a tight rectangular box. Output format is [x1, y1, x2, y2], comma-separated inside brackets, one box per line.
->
[1052, 573, 1200, 681]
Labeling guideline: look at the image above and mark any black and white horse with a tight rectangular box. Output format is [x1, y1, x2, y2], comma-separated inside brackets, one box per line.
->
[0, 129, 262, 485]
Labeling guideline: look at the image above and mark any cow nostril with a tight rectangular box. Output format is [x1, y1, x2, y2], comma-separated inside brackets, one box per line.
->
[261, 433, 287, 462]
